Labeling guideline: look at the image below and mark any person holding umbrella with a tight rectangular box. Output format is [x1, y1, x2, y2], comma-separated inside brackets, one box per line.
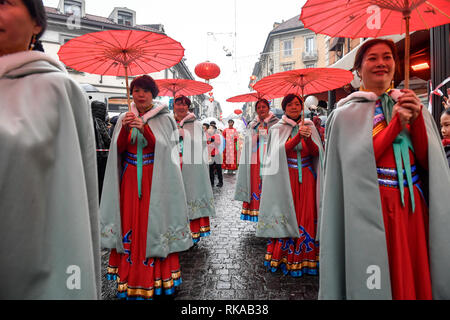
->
[173, 95, 215, 244]
[234, 99, 279, 222]
[101, 75, 192, 300]
[256, 94, 324, 278]
[319, 39, 450, 300]
[0, 0, 100, 299]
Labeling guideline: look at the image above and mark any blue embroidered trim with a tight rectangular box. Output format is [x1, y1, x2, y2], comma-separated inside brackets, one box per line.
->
[126, 152, 154, 159]
[377, 165, 417, 177]
[125, 158, 154, 166]
[241, 214, 258, 222]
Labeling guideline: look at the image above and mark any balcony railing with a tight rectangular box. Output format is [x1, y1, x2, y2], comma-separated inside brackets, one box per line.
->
[302, 50, 318, 62]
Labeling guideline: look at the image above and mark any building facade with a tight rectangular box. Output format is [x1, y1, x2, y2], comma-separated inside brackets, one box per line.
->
[41, 0, 207, 117]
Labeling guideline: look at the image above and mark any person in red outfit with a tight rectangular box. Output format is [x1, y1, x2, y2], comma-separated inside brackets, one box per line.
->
[260, 94, 323, 278]
[173, 95, 215, 244]
[222, 120, 239, 173]
[319, 39, 450, 300]
[105, 76, 191, 300]
[312, 116, 325, 144]
[234, 99, 279, 222]
[441, 108, 450, 168]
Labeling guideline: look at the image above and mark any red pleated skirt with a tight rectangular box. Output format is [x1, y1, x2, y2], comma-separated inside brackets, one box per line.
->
[264, 161, 319, 277]
[379, 183, 432, 300]
[107, 160, 182, 300]
[241, 161, 262, 222]
[222, 142, 238, 170]
[190, 217, 211, 243]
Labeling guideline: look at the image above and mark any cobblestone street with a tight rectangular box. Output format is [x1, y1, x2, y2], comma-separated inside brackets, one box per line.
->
[102, 173, 319, 300]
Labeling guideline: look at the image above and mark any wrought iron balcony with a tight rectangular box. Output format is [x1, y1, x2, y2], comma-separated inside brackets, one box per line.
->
[302, 50, 318, 62]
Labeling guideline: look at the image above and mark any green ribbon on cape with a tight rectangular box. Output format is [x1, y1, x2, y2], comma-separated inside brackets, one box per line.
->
[379, 93, 415, 212]
[130, 126, 148, 199]
[291, 125, 303, 184]
[255, 123, 266, 178]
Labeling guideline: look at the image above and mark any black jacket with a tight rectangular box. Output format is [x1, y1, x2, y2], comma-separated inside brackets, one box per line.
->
[91, 101, 111, 155]
[445, 144, 450, 168]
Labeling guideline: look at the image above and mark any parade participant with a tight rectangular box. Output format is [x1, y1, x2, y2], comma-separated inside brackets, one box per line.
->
[173, 95, 215, 244]
[207, 121, 224, 187]
[441, 108, 450, 167]
[91, 100, 111, 202]
[319, 39, 450, 300]
[0, 0, 100, 299]
[312, 116, 325, 143]
[256, 94, 323, 278]
[222, 119, 239, 173]
[234, 99, 279, 222]
[101, 75, 192, 300]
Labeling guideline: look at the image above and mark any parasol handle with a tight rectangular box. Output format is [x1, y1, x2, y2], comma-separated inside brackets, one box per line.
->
[125, 65, 132, 112]
[300, 93, 305, 126]
[404, 13, 411, 90]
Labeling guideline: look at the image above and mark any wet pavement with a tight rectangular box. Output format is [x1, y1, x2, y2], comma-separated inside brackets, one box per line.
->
[101, 173, 319, 300]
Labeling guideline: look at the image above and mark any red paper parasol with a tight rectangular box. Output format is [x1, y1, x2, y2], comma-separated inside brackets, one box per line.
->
[253, 68, 354, 121]
[226, 91, 285, 103]
[300, 0, 450, 88]
[253, 68, 354, 98]
[155, 79, 213, 97]
[58, 30, 185, 109]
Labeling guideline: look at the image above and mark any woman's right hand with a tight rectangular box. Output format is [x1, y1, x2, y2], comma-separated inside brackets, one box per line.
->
[392, 104, 413, 129]
[122, 112, 136, 131]
[298, 125, 312, 139]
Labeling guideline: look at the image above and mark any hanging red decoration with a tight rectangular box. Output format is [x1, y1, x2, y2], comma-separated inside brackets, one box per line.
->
[195, 61, 221, 81]
[209, 92, 214, 97]
[209, 98, 214, 103]
[250, 75, 257, 81]
[234, 109, 243, 115]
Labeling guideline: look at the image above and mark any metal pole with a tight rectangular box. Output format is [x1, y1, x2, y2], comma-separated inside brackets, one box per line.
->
[328, 90, 336, 111]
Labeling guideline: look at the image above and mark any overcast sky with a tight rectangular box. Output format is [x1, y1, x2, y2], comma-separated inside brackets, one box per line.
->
[43, 0, 307, 116]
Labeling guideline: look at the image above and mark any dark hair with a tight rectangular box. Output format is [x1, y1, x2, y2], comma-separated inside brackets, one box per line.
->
[255, 99, 270, 110]
[352, 39, 400, 78]
[203, 123, 210, 129]
[174, 95, 191, 108]
[91, 101, 107, 121]
[130, 75, 159, 98]
[281, 94, 303, 112]
[228, 119, 234, 124]
[318, 100, 328, 109]
[442, 108, 450, 117]
[22, 0, 47, 51]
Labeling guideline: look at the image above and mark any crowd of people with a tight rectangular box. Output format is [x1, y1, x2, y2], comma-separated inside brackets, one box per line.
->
[1, 0, 450, 301]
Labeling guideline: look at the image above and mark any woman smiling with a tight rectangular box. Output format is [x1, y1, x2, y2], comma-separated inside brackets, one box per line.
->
[319, 39, 450, 300]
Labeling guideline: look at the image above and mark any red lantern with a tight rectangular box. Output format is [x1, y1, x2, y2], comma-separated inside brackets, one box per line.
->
[250, 75, 257, 81]
[195, 61, 221, 81]
[234, 109, 243, 115]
